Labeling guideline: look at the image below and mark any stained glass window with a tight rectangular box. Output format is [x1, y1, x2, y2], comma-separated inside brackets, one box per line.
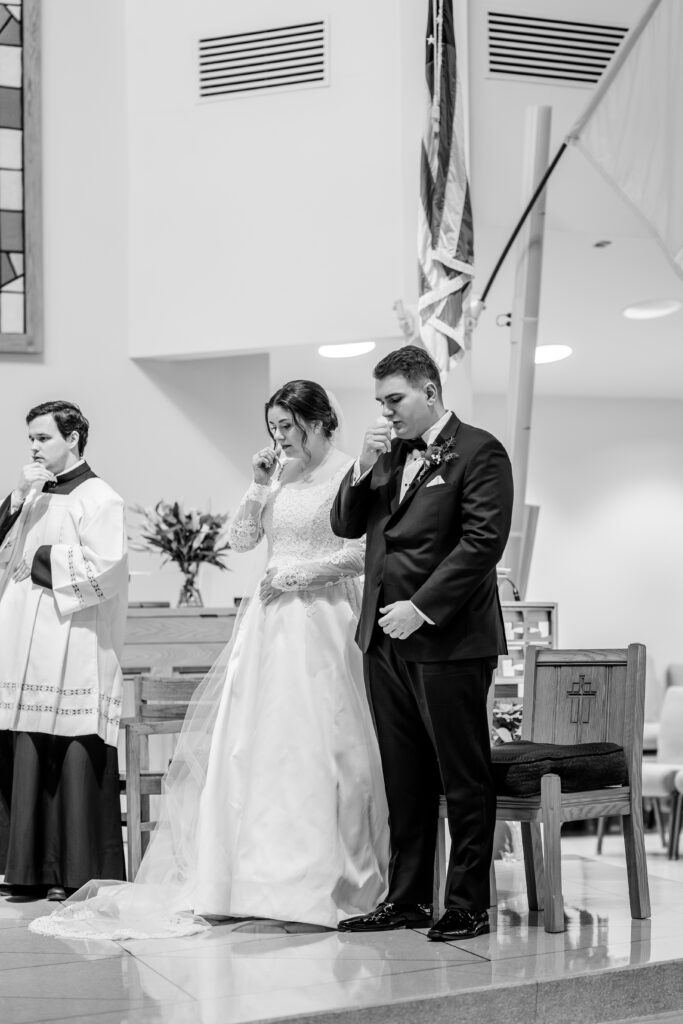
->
[0, 0, 41, 353]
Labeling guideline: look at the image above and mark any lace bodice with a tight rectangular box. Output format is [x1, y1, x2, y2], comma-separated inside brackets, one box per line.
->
[228, 460, 363, 593]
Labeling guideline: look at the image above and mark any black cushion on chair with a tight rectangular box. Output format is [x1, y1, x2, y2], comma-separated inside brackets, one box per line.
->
[491, 741, 628, 797]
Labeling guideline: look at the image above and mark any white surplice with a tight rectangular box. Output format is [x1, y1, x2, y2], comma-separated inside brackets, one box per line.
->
[0, 476, 128, 747]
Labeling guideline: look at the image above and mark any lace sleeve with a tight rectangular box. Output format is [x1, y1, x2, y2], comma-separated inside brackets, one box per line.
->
[228, 482, 271, 552]
[271, 537, 365, 592]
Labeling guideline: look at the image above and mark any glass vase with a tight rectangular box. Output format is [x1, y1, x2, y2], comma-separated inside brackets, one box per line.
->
[178, 572, 203, 607]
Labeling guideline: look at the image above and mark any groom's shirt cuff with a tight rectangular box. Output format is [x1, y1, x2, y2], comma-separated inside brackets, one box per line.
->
[352, 459, 372, 485]
[349, 461, 434, 626]
[411, 601, 434, 626]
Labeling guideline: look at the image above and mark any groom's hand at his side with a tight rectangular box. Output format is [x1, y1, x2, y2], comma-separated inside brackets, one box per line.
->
[378, 601, 424, 640]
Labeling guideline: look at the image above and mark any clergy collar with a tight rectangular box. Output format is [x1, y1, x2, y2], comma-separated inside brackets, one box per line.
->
[56, 458, 85, 478]
[43, 461, 97, 495]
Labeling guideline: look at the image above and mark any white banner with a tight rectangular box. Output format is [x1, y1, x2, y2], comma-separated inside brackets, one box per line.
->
[568, 0, 683, 280]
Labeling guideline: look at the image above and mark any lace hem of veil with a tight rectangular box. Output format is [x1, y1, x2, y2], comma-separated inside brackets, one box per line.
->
[29, 880, 209, 940]
[29, 601, 253, 942]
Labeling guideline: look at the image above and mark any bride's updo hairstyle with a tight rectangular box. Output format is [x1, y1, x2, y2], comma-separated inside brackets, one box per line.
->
[265, 380, 338, 458]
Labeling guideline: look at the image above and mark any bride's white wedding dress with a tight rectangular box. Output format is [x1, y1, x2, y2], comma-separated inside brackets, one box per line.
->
[30, 453, 389, 939]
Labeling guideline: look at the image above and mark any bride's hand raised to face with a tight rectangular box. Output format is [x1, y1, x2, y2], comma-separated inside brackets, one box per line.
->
[252, 446, 280, 485]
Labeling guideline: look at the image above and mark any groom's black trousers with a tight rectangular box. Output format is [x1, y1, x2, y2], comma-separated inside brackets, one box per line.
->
[364, 630, 496, 914]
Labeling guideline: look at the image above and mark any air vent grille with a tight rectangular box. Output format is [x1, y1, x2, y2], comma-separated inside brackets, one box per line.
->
[199, 20, 327, 99]
[488, 11, 627, 85]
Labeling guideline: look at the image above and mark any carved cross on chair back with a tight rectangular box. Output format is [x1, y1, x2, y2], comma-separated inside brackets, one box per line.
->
[566, 675, 598, 725]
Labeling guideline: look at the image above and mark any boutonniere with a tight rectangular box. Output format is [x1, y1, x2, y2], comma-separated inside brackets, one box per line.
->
[415, 437, 458, 482]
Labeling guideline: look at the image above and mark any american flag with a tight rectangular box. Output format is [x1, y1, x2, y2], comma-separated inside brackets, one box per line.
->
[417, 0, 474, 377]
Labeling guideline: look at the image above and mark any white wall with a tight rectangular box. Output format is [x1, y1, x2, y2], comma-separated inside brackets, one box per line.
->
[124, 0, 410, 359]
[0, 1, 270, 609]
[476, 394, 683, 684]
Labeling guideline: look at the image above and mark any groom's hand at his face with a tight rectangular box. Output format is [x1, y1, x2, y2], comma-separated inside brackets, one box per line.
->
[358, 420, 392, 475]
[378, 601, 424, 640]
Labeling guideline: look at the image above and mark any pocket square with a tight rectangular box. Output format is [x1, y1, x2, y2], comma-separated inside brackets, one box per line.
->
[426, 475, 445, 487]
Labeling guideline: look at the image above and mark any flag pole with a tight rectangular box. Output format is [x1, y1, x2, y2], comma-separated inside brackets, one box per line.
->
[480, 141, 566, 304]
[502, 105, 552, 595]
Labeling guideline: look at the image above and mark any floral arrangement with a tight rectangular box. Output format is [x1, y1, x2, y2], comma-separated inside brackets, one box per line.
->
[130, 501, 231, 605]
[491, 702, 523, 745]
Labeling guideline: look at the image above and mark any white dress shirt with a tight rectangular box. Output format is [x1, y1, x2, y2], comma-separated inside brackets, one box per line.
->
[398, 410, 453, 502]
[353, 411, 453, 627]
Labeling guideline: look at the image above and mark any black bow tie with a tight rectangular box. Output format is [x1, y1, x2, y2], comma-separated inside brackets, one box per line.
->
[43, 480, 57, 491]
[405, 437, 428, 453]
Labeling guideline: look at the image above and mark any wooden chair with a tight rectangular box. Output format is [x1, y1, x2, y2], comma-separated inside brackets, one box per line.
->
[495, 644, 650, 932]
[122, 673, 204, 879]
[435, 644, 650, 932]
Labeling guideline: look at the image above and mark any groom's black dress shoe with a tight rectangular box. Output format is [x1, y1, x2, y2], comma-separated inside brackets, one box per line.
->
[428, 908, 489, 941]
[338, 901, 433, 932]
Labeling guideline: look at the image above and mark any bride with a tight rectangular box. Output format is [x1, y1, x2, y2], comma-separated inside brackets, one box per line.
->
[31, 380, 389, 939]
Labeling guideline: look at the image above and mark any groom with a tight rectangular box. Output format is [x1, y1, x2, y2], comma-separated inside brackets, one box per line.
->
[331, 346, 513, 940]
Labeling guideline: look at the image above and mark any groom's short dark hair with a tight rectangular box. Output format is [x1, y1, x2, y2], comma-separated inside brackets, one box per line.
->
[373, 345, 442, 398]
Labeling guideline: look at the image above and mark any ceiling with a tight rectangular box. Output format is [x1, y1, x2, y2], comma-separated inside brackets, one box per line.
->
[274, 0, 683, 399]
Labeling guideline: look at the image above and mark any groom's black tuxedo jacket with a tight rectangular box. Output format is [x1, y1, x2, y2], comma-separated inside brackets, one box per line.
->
[331, 413, 514, 663]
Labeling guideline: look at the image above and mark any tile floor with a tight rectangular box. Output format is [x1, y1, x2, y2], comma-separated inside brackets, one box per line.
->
[1, 830, 683, 1024]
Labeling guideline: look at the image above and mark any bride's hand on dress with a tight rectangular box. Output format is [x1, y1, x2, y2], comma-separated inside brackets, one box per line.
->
[259, 567, 282, 605]
[252, 446, 280, 486]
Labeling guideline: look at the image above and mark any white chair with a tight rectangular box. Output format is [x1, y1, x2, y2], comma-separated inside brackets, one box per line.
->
[665, 664, 683, 688]
[670, 769, 683, 859]
[598, 683, 683, 856]
[641, 686, 683, 858]
[642, 655, 665, 755]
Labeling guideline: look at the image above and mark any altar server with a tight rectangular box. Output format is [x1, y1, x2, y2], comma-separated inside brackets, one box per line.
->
[0, 401, 127, 899]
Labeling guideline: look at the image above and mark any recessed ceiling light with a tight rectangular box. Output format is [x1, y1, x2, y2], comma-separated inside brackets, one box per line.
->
[622, 299, 682, 320]
[318, 342, 376, 359]
[535, 345, 572, 365]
